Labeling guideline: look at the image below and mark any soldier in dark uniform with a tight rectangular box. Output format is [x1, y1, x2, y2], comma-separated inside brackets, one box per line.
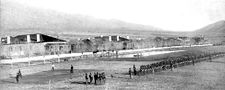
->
[51, 63, 55, 71]
[102, 72, 106, 84]
[16, 73, 20, 83]
[133, 65, 137, 75]
[89, 73, 93, 84]
[18, 69, 22, 78]
[129, 68, 132, 79]
[85, 73, 88, 84]
[99, 73, 102, 84]
[70, 65, 74, 79]
[96, 72, 99, 84]
[139, 65, 143, 75]
[94, 72, 97, 85]
[170, 60, 173, 71]
[70, 65, 74, 73]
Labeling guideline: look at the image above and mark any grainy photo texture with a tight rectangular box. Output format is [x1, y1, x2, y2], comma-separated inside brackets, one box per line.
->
[0, 0, 225, 90]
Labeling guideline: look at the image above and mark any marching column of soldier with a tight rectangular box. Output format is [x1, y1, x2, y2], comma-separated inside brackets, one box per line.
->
[129, 52, 225, 76]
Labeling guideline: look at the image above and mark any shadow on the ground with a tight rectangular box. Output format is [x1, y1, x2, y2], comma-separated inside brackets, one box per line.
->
[211, 61, 225, 64]
[71, 81, 107, 86]
[0, 69, 100, 84]
[121, 72, 130, 75]
[71, 81, 87, 84]
[0, 79, 16, 84]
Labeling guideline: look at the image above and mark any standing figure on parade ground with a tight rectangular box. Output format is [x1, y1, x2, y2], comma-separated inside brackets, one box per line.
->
[139, 66, 142, 75]
[99, 73, 102, 84]
[70, 65, 74, 79]
[209, 54, 212, 62]
[129, 68, 132, 79]
[85, 73, 88, 84]
[51, 63, 55, 71]
[133, 65, 137, 75]
[70, 65, 74, 73]
[96, 72, 99, 84]
[16, 73, 20, 83]
[18, 69, 22, 78]
[89, 73, 93, 84]
[102, 72, 106, 84]
[16, 69, 22, 83]
[170, 61, 173, 71]
[94, 72, 97, 85]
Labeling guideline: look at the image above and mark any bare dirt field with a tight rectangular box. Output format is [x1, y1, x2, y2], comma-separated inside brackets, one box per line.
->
[1, 46, 225, 90]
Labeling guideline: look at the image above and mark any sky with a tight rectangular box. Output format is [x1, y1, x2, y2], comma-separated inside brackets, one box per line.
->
[8, 0, 225, 31]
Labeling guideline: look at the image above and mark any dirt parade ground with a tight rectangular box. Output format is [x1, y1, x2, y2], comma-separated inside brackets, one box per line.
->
[1, 46, 225, 90]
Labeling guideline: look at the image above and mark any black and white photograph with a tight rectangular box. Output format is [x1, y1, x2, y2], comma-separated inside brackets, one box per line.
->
[0, 0, 225, 90]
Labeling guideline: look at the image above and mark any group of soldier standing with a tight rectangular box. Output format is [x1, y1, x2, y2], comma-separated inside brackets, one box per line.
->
[85, 72, 106, 85]
[69, 64, 106, 85]
[128, 65, 137, 79]
[51, 64, 107, 85]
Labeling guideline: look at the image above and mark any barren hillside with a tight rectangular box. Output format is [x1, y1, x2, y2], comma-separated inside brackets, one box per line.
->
[0, 0, 180, 40]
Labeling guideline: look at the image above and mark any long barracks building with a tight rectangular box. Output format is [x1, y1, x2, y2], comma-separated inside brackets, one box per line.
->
[0, 33, 70, 59]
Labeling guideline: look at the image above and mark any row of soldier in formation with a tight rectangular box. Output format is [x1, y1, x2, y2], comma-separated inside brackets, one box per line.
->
[128, 52, 225, 77]
[85, 72, 106, 85]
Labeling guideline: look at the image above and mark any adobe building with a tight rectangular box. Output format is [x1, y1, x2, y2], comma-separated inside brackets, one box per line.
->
[94, 35, 130, 42]
[0, 33, 70, 59]
[91, 35, 132, 51]
[70, 39, 95, 53]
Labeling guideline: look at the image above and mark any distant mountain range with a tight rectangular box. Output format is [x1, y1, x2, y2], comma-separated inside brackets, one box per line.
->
[192, 20, 225, 44]
[194, 20, 225, 35]
[0, 1, 174, 39]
